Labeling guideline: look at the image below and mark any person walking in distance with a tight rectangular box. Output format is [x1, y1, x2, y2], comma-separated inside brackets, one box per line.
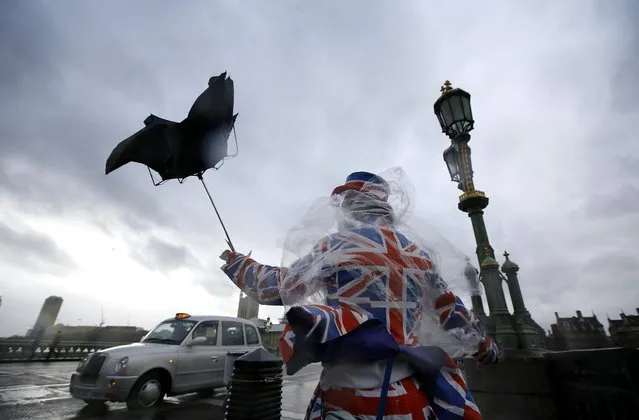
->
[46, 330, 63, 361]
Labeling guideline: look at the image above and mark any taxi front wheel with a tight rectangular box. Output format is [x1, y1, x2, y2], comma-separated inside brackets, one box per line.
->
[126, 372, 165, 410]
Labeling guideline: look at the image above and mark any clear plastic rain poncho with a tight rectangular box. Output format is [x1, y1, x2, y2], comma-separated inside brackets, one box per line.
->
[277, 167, 484, 359]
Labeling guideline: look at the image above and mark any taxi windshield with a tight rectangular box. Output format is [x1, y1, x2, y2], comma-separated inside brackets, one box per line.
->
[141, 319, 198, 344]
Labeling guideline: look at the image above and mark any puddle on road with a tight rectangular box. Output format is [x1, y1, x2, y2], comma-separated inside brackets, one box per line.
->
[0, 386, 68, 405]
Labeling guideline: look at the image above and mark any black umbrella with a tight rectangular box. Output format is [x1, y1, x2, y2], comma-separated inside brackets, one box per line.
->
[105, 72, 239, 251]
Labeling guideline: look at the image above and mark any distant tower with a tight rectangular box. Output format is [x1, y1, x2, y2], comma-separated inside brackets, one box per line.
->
[29, 296, 63, 338]
[501, 251, 546, 349]
[464, 257, 486, 319]
[237, 292, 259, 320]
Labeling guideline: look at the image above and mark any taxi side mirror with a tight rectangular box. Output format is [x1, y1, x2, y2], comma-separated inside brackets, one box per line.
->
[187, 336, 207, 346]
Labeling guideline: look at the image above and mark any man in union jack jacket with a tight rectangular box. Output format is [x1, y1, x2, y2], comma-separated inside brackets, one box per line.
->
[220, 170, 502, 420]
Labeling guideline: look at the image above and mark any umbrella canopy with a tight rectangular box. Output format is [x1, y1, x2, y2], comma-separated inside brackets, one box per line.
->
[105, 72, 237, 181]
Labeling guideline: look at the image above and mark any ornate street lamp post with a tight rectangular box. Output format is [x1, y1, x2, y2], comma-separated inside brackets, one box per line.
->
[433, 81, 518, 348]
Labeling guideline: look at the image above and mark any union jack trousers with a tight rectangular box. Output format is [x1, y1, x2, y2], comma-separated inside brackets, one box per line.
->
[305, 365, 483, 420]
[221, 226, 502, 419]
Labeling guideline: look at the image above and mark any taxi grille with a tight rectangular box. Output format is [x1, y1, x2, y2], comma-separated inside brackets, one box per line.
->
[82, 353, 107, 378]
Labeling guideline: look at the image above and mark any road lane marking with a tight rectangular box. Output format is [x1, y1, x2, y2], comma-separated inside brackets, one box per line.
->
[0, 382, 69, 391]
[0, 394, 72, 406]
[198, 397, 225, 406]
[31, 373, 72, 381]
[0, 387, 228, 408]
[0, 369, 71, 382]
[0, 378, 313, 393]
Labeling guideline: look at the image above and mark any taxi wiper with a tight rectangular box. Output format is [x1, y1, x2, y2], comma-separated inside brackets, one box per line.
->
[143, 337, 180, 344]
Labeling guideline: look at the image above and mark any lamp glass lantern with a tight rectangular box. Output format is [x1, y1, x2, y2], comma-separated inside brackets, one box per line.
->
[434, 87, 474, 139]
[443, 145, 461, 183]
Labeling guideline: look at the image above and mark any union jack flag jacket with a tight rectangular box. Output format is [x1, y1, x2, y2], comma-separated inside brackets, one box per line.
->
[221, 225, 502, 420]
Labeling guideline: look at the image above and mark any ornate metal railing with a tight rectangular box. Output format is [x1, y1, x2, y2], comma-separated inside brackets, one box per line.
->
[0, 339, 130, 362]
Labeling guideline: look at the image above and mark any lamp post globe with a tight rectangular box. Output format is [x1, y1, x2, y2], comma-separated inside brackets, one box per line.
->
[434, 80, 474, 139]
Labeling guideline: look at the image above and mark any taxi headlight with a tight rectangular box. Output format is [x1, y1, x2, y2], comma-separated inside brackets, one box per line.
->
[115, 356, 129, 373]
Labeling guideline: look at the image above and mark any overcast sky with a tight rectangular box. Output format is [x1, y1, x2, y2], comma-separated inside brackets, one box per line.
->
[1, 0, 637, 338]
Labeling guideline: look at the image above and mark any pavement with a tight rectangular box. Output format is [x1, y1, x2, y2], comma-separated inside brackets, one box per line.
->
[0, 361, 321, 420]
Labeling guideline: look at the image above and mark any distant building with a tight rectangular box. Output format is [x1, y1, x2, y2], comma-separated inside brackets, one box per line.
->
[237, 292, 259, 320]
[608, 309, 639, 348]
[531, 322, 550, 350]
[260, 323, 285, 354]
[46, 324, 148, 343]
[28, 296, 63, 339]
[248, 317, 272, 332]
[247, 317, 282, 353]
[548, 310, 609, 350]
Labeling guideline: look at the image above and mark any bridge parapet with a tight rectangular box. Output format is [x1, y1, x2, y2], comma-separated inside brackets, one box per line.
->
[464, 347, 639, 420]
[0, 339, 130, 362]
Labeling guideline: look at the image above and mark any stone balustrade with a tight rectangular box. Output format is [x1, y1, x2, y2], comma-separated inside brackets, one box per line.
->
[465, 347, 639, 420]
[0, 339, 130, 362]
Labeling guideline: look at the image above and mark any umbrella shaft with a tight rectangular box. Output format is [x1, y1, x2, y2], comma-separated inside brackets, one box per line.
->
[198, 174, 235, 252]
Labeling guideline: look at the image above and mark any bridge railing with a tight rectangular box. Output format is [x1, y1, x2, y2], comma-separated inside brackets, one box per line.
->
[545, 347, 639, 420]
[0, 339, 132, 362]
[461, 347, 639, 420]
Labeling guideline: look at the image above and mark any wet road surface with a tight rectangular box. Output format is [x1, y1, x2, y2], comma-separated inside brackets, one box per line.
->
[0, 362, 321, 419]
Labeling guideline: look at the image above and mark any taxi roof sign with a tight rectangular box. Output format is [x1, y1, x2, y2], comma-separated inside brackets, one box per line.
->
[175, 313, 191, 319]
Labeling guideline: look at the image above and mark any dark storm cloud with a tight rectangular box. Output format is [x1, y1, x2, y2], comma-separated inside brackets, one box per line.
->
[0, 1, 176, 230]
[0, 220, 76, 274]
[131, 234, 237, 297]
[0, 0, 429, 231]
[582, 0, 639, 217]
[130, 236, 202, 273]
[0, 0, 432, 259]
[583, 184, 639, 219]
[583, 251, 639, 276]
[192, 264, 238, 298]
[601, 0, 639, 114]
